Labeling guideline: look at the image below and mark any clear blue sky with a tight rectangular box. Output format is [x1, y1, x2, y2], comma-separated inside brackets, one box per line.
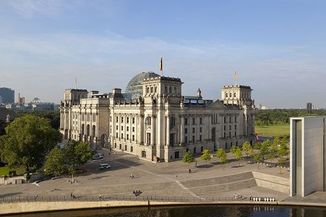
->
[0, 0, 326, 108]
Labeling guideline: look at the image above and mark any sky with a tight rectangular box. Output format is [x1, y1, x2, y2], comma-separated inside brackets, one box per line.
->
[0, 0, 326, 108]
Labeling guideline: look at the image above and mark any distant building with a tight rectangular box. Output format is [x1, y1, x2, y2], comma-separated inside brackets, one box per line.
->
[306, 102, 313, 113]
[17, 93, 25, 105]
[0, 87, 14, 104]
[290, 116, 326, 197]
[60, 72, 256, 162]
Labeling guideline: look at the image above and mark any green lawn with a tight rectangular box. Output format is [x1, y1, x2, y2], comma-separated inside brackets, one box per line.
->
[255, 124, 290, 137]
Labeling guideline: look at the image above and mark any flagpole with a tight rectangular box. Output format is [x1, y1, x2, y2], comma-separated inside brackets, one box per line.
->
[160, 57, 163, 76]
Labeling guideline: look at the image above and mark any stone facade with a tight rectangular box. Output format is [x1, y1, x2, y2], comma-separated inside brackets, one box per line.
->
[60, 72, 256, 162]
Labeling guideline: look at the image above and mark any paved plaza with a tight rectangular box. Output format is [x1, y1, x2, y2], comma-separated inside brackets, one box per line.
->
[0, 150, 289, 201]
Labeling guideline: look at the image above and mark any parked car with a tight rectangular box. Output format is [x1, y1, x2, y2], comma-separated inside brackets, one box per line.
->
[92, 153, 104, 160]
[99, 163, 111, 170]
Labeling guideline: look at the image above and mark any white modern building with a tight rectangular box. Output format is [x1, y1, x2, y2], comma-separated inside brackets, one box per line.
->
[290, 116, 326, 197]
[60, 72, 256, 162]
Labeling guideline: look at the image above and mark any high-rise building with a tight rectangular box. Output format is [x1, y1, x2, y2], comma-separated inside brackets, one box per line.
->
[306, 102, 313, 113]
[0, 88, 14, 104]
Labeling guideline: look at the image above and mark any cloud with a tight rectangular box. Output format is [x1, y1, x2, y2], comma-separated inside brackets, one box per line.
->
[0, 31, 325, 107]
[5, 0, 66, 18]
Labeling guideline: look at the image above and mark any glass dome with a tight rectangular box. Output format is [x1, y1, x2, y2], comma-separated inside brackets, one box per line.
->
[125, 72, 159, 100]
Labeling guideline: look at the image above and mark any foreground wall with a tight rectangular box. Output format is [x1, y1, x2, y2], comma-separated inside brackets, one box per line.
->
[290, 116, 326, 197]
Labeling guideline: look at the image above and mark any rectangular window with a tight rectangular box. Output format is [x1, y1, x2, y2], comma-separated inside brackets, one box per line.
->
[116, 125, 118, 130]
[127, 126, 129, 131]
[200, 135, 202, 142]
[132, 117, 135, 124]
[121, 133, 123, 139]
[121, 117, 124, 123]
[234, 125, 237, 130]
[116, 133, 118, 138]
[185, 128, 188, 134]
[192, 136, 195, 143]
[121, 126, 123, 131]
[192, 128, 195, 133]
[132, 127, 135, 132]
[185, 118, 188, 125]
[193, 118, 195, 125]
[200, 127, 202, 133]
[127, 134, 129, 140]
[116, 116, 118, 122]
[200, 117, 202, 125]
[132, 135, 135, 141]
[127, 117, 129, 123]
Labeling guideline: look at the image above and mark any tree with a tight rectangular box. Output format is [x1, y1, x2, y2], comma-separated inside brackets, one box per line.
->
[183, 152, 195, 164]
[231, 146, 243, 166]
[0, 115, 61, 174]
[259, 140, 271, 162]
[63, 140, 92, 180]
[200, 149, 211, 166]
[277, 141, 289, 173]
[216, 148, 227, 164]
[183, 152, 194, 170]
[242, 141, 253, 158]
[44, 147, 65, 177]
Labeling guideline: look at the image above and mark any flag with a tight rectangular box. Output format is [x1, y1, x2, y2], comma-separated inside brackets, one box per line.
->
[160, 57, 163, 73]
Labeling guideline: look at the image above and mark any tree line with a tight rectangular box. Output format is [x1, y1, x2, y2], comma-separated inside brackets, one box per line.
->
[256, 109, 326, 126]
[183, 137, 289, 173]
[0, 114, 92, 179]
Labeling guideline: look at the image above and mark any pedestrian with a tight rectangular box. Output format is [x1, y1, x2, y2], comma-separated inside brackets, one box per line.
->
[188, 168, 192, 173]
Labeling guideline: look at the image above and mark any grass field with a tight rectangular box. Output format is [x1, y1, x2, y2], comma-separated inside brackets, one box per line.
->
[255, 124, 290, 137]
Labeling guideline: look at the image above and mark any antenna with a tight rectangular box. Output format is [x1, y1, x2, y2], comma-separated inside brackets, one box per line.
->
[233, 71, 239, 85]
[160, 57, 163, 76]
[74, 78, 77, 89]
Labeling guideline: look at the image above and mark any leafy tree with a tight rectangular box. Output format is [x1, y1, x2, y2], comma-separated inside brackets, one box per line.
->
[242, 141, 253, 158]
[183, 152, 194, 170]
[277, 141, 289, 173]
[216, 148, 227, 163]
[44, 147, 65, 177]
[0, 115, 61, 174]
[64, 140, 92, 180]
[259, 140, 271, 162]
[200, 149, 211, 166]
[268, 137, 280, 160]
[183, 152, 195, 164]
[231, 146, 243, 166]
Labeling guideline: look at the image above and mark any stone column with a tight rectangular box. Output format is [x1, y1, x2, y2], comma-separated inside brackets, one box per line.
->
[151, 116, 155, 146]
[166, 116, 170, 146]
[140, 115, 144, 145]
[180, 116, 184, 145]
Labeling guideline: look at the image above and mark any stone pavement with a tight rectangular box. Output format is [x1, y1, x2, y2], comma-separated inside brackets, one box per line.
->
[0, 150, 289, 201]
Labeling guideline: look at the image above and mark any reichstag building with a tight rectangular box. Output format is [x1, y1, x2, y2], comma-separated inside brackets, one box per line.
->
[60, 72, 256, 162]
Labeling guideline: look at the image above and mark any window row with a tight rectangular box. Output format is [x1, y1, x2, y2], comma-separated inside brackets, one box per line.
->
[184, 117, 203, 125]
[184, 135, 203, 143]
[185, 127, 202, 134]
[115, 133, 136, 141]
[115, 116, 136, 124]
